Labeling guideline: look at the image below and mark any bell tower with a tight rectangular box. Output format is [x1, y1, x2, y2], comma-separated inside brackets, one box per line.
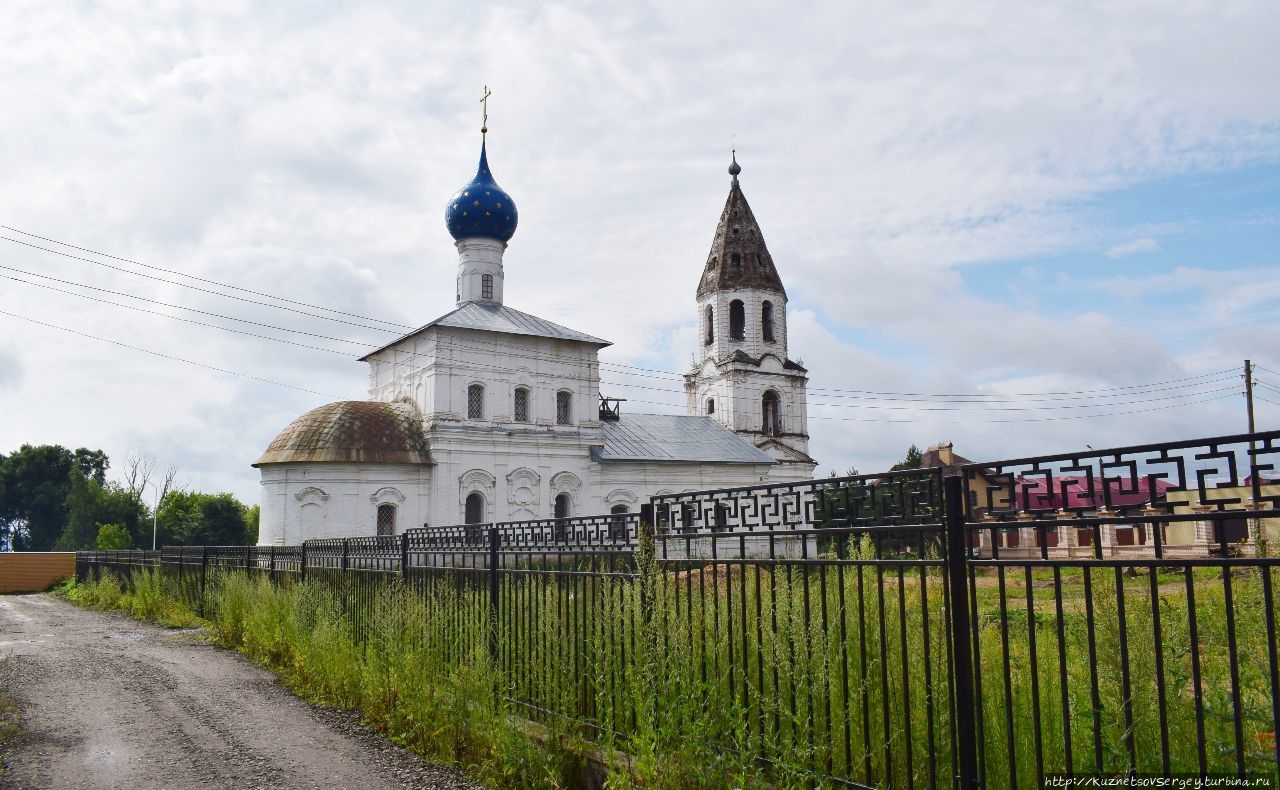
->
[684, 153, 816, 481]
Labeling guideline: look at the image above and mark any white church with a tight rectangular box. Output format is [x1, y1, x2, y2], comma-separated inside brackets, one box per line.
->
[253, 133, 817, 545]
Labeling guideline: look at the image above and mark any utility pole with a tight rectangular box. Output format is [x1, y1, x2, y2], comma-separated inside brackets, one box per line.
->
[1244, 359, 1256, 434]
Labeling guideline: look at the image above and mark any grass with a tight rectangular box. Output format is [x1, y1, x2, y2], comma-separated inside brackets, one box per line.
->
[63, 550, 1280, 789]
[0, 659, 22, 774]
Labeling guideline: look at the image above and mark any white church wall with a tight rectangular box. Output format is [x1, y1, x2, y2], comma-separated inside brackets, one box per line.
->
[257, 463, 432, 545]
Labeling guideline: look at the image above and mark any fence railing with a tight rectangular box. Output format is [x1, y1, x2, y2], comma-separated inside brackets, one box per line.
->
[76, 430, 1280, 788]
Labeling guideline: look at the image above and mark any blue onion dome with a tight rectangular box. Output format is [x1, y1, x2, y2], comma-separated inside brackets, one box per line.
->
[445, 140, 518, 243]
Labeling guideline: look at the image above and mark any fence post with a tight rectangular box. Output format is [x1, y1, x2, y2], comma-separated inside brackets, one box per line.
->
[488, 525, 500, 666]
[269, 545, 276, 583]
[299, 542, 307, 583]
[198, 546, 209, 617]
[944, 474, 979, 789]
[400, 533, 410, 584]
[341, 539, 349, 572]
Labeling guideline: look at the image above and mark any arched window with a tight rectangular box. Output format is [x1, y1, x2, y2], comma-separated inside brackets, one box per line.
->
[704, 305, 714, 345]
[481, 273, 494, 300]
[729, 300, 745, 340]
[465, 492, 485, 524]
[376, 503, 396, 536]
[762, 301, 775, 342]
[514, 387, 530, 423]
[730, 252, 741, 270]
[464, 492, 485, 544]
[554, 493, 571, 542]
[556, 391, 572, 425]
[762, 390, 781, 436]
[610, 504, 629, 541]
[467, 383, 484, 419]
[706, 398, 715, 415]
[554, 493, 572, 519]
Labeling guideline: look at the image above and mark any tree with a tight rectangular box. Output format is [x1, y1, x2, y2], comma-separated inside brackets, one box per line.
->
[0, 444, 107, 551]
[157, 491, 253, 546]
[890, 444, 923, 472]
[95, 523, 131, 550]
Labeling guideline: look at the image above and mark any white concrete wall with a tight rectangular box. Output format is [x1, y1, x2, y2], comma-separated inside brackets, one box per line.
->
[257, 463, 432, 545]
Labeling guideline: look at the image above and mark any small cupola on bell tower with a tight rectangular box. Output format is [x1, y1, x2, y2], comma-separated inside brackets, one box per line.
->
[684, 151, 816, 482]
[446, 90, 518, 306]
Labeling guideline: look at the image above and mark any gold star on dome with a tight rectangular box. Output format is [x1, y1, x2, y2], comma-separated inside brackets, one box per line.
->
[496, 202, 502, 208]
[472, 200, 480, 206]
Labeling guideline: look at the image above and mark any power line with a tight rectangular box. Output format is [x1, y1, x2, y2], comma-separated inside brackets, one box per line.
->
[0, 308, 342, 399]
[1, 234, 401, 334]
[0, 272, 1242, 415]
[1, 224, 412, 331]
[6, 226, 1252, 402]
[2, 274, 349, 356]
[0, 265, 369, 347]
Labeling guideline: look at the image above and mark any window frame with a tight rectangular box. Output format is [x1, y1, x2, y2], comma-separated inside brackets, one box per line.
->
[729, 299, 745, 341]
[481, 273, 494, 300]
[704, 305, 714, 345]
[514, 386, 530, 423]
[376, 503, 396, 536]
[762, 389, 782, 436]
[762, 300, 775, 343]
[467, 383, 485, 419]
[556, 390, 572, 425]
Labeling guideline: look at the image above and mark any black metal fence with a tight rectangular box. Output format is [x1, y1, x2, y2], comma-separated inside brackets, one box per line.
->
[76, 429, 1280, 788]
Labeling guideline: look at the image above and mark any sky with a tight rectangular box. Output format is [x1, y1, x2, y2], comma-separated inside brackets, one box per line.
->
[1, 0, 1278, 504]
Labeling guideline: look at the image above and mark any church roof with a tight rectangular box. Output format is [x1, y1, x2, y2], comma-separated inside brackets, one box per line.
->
[445, 139, 518, 243]
[253, 400, 432, 466]
[593, 413, 774, 464]
[360, 301, 610, 360]
[696, 157, 786, 299]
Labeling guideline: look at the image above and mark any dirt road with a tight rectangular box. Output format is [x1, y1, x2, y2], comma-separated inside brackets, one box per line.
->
[0, 594, 482, 790]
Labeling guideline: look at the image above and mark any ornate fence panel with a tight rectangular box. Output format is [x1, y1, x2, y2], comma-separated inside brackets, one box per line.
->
[651, 468, 953, 788]
[71, 430, 1280, 789]
[961, 429, 1280, 786]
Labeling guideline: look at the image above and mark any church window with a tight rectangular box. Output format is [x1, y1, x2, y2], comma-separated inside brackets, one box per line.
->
[376, 504, 396, 536]
[481, 273, 493, 300]
[514, 387, 530, 422]
[729, 300, 745, 340]
[556, 391, 572, 425]
[553, 493, 571, 542]
[464, 492, 485, 543]
[468, 384, 485, 419]
[465, 492, 485, 524]
[762, 301, 775, 342]
[762, 390, 781, 437]
[706, 398, 715, 415]
[609, 504, 629, 541]
[704, 306, 714, 345]
[730, 253, 741, 270]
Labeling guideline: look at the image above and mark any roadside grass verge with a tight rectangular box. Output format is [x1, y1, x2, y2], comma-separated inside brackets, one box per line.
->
[61, 559, 1280, 788]
[59, 569, 585, 788]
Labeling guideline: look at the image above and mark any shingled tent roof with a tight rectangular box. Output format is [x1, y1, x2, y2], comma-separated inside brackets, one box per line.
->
[696, 166, 786, 299]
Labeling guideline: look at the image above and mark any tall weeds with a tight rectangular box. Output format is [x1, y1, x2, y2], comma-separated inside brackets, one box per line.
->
[63, 554, 1280, 789]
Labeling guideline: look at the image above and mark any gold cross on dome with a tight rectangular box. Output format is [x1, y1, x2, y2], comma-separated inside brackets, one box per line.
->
[479, 85, 492, 135]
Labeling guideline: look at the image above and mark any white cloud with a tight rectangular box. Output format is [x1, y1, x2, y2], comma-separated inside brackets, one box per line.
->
[0, 0, 1278, 501]
[1106, 237, 1161, 258]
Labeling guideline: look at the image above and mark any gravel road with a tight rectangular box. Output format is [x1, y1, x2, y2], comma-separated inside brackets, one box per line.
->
[0, 594, 484, 790]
